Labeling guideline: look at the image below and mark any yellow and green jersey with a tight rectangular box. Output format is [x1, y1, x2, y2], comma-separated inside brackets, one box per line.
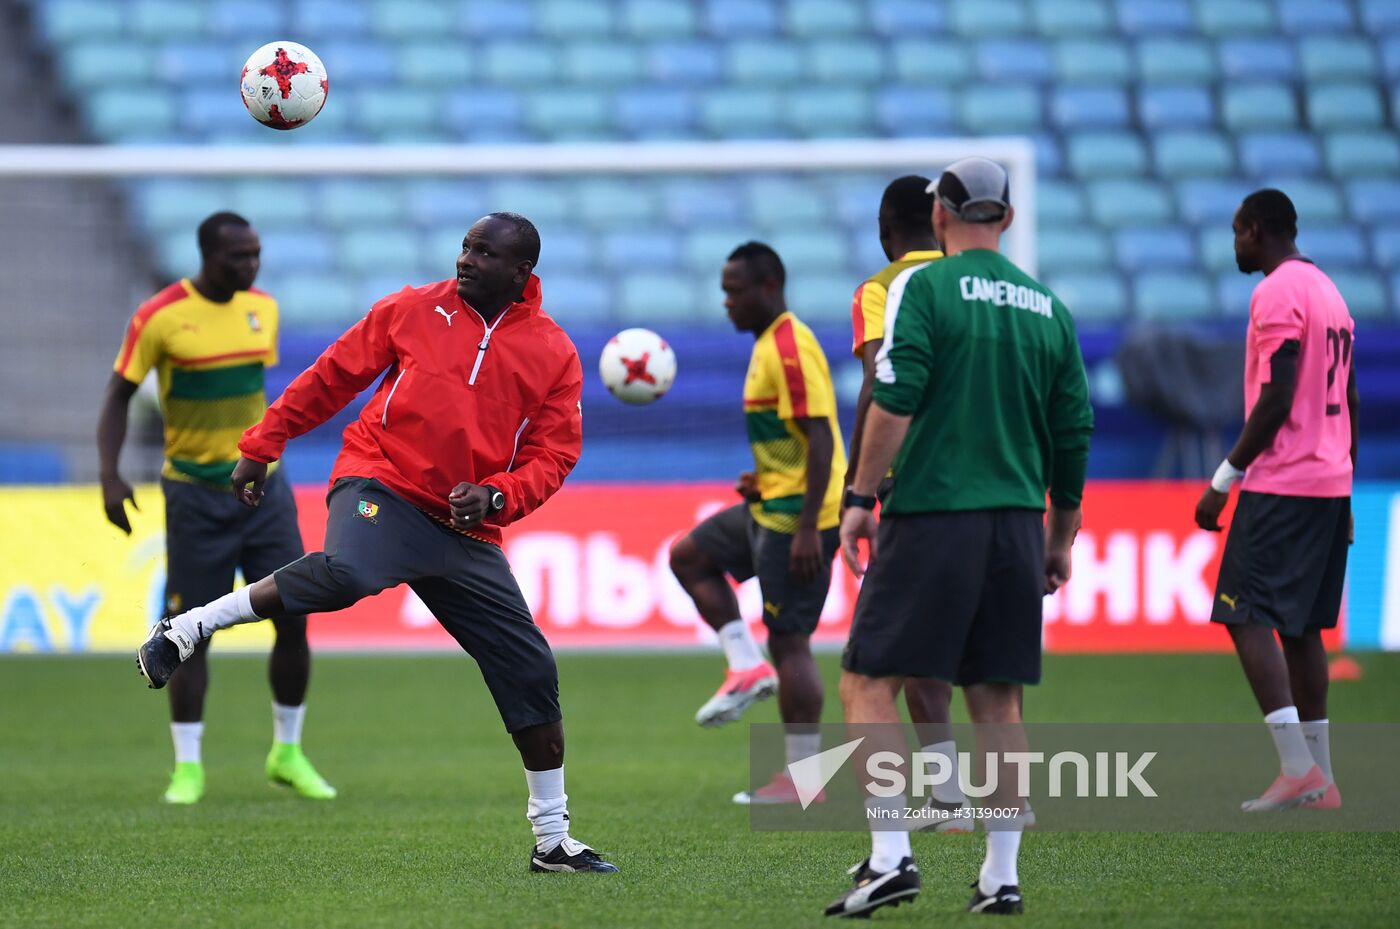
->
[851, 249, 944, 356]
[743, 312, 846, 533]
[114, 279, 279, 485]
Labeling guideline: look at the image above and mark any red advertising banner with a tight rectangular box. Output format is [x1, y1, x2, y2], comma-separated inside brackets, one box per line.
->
[293, 481, 1343, 653]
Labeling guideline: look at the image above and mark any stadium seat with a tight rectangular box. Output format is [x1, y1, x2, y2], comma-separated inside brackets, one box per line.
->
[368, 0, 454, 37]
[1114, 0, 1193, 35]
[828, 176, 887, 227]
[63, 42, 152, 91]
[1379, 227, 1400, 269]
[229, 180, 316, 226]
[354, 89, 439, 134]
[1222, 84, 1298, 131]
[339, 229, 422, 277]
[1216, 273, 1256, 317]
[727, 40, 804, 84]
[620, 0, 696, 38]
[1218, 38, 1298, 81]
[1115, 227, 1195, 271]
[1174, 179, 1253, 225]
[1134, 271, 1214, 320]
[977, 39, 1054, 83]
[524, 89, 611, 140]
[874, 86, 956, 136]
[698, 88, 784, 138]
[786, 87, 872, 137]
[951, 0, 1030, 36]
[1088, 179, 1173, 226]
[1325, 131, 1400, 176]
[684, 228, 756, 279]
[159, 41, 239, 83]
[34, 0, 124, 43]
[1297, 227, 1368, 268]
[1265, 178, 1343, 223]
[207, 0, 282, 37]
[575, 179, 660, 227]
[529, 225, 593, 273]
[806, 40, 886, 84]
[273, 274, 360, 326]
[156, 231, 201, 279]
[536, 0, 614, 37]
[1278, 0, 1355, 33]
[544, 274, 614, 325]
[1362, 0, 1400, 34]
[317, 41, 397, 84]
[1153, 131, 1234, 178]
[85, 91, 178, 142]
[457, 0, 535, 37]
[403, 180, 488, 227]
[1037, 180, 1087, 224]
[1330, 270, 1389, 318]
[1196, 0, 1275, 36]
[892, 40, 976, 83]
[1033, 132, 1065, 178]
[1238, 132, 1322, 176]
[486, 178, 572, 224]
[442, 89, 524, 140]
[786, 0, 865, 37]
[129, 0, 205, 38]
[870, 0, 947, 36]
[619, 272, 704, 324]
[1385, 39, 1400, 82]
[662, 181, 745, 227]
[645, 41, 724, 85]
[747, 178, 830, 230]
[292, 0, 371, 34]
[957, 85, 1042, 133]
[705, 0, 780, 36]
[484, 42, 560, 85]
[1053, 38, 1133, 83]
[1347, 180, 1400, 224]
[787, 275, 862, 324]
[180, 89, 255, 136]
[397, 43, 474, 85]
[1137, 38, 1216, 82]
[1299, 36, 1379, 82]
[1039, 227, 1112, 269]
[1033, 0, 1112, 36]
[563, 42, 646, 85]
[1044, 270, 1128, 322]
[1138, 85, 1215, 129]
[1307, 84, 1385, 129]
[1067, 132, 1148, 177]
[614, 87, 697, 138]
[601, 229, 682, 272]
[318, 180, 403, 227]
[1198, 227, 1237, 273]
[1052, 85, 1130, 129]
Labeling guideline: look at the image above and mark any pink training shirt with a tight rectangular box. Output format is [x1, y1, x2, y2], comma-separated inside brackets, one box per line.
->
[1241, 257, 1355, 498]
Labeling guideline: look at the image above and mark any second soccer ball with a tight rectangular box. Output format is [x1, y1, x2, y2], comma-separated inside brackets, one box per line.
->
[599, 328, 677, 405]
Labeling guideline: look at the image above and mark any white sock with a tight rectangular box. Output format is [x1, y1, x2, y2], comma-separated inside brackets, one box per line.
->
[979, 829, 1023, 894]
[922, 739, 967, 803]
[866, 795, 912, 872]
[1302, 719, 1333, 783]
[785, 731, 822, 767]
[171, 722, 203, 764]
[170, 586, 263, 645]
[1264, 706, 1314, 777]
[273, 702, 306, 745]
[717, 619, 764, 672]
[525, 766, 570, 853]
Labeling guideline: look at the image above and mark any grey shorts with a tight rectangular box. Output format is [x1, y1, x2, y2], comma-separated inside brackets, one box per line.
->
[689, 503, 839, 636]
[275, 477, 560, 733]
[162, 469, 305, 618]
[841, 509, 1045, 686]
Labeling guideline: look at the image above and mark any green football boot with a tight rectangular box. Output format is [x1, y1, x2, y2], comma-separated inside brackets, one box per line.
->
[163, 761, 205, 805]
[265, 742, 337, 799]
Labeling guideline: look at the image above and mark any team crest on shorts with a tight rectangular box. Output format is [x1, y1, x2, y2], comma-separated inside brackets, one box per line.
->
[356, 500, 379, 521]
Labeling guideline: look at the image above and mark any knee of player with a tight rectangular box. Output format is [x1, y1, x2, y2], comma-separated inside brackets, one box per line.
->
[319, 556, 379, 609]
[668, 535, 701, 579]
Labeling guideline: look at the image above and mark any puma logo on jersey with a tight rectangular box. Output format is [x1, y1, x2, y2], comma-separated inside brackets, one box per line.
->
[1219, 593, 1239, 611]
[764, 600, 781, 618]
[434, 305, 458, 326]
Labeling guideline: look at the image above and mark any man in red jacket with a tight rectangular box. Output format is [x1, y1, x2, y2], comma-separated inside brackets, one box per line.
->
[136, 212, 617, 874]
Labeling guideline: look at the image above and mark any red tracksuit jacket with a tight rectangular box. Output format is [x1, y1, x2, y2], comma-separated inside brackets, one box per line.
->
[240, 275, 583, 547]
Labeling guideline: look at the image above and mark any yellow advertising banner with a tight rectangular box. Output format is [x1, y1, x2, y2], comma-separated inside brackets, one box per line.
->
[0, 485, 272, 653]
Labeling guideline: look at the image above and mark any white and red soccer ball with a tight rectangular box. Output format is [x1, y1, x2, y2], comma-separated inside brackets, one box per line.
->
[599, 328, 677, 405]
[240, 41, 328, 130]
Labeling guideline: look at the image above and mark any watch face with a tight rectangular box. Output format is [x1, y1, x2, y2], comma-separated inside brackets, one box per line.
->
[490, 491, 505, 511]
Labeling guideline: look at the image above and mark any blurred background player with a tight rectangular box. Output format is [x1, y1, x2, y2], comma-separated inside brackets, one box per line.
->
[1195, 189, 1357, 813]
[669, 242, 844, 804]
[848, 174, 972, 830]
[137, 212, 618, 873]
[830, 158, 1092, 918]
[97, 211, 334, 804]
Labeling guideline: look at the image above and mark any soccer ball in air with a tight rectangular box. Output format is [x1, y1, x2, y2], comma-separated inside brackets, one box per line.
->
[240, 41, 328, 130]
[599, 328, 677, 405]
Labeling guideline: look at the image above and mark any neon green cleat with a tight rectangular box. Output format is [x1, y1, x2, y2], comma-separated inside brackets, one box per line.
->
[265, 742, 337, 799]
[163, 761, 205, 804]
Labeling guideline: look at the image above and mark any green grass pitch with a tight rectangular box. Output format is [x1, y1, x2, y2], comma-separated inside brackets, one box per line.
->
[2, 652, 1397, 928]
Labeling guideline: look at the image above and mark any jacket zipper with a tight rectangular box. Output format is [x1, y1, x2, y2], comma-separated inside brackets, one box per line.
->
[468, 306, 510, 386]
[506, 417, 530, 471]
[381, 369, 406, 427]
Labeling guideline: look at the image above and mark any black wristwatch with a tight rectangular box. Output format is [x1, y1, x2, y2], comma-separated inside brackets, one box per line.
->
[484, 485, 505, 513]
[843, 488, 878, 511]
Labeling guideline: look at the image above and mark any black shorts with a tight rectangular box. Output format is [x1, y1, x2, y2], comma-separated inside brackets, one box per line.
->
[1211, 491, 1350, 638]
[688, 503, 840, 636]
[275, 478, 560, 733]
[162, 469, 305, 618]
[841, 509, 1045, 686]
